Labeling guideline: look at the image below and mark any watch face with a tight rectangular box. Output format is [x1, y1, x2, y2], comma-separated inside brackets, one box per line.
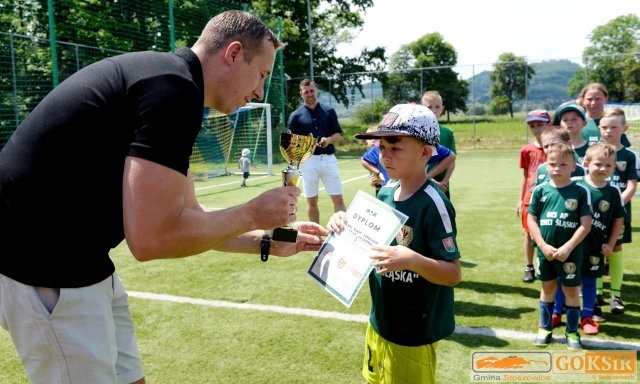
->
[260, 234, 271, 262]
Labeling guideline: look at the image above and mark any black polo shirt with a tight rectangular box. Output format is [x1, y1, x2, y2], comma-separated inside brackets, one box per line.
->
[0, 47, 204, 287]
[287, 102, 342, 155]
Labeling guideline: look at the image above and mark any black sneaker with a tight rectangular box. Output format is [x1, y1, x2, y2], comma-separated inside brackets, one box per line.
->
[592, 306, 607, 323]
[522, 266, 535, 283]
[596, 294, 607, 306]
[610, 295, 625, 314]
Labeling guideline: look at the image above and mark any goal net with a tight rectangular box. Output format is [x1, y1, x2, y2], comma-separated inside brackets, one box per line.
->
[190, 103, 273, 180]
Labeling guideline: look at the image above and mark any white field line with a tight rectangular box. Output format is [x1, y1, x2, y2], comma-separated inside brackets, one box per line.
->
[195, 175, 272, 191]
[128, 291, 640, 351]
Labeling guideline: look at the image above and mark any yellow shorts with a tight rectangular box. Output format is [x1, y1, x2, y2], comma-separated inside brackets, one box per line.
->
[362, 323, 438, 384]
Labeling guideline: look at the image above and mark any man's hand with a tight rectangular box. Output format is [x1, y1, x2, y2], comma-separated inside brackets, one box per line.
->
[270, 222, 330, 256]
[246, 186, 301, 229]
[318, 137, 329, 148]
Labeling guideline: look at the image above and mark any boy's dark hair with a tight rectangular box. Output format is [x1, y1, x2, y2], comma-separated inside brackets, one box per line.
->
[381, 136, 429, 145]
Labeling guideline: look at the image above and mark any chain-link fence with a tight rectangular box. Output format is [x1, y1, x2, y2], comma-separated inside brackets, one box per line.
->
[288, 53, 640, 150]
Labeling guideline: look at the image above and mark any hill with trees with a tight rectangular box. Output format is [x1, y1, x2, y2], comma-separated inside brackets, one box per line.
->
[469, 59, 583, 111]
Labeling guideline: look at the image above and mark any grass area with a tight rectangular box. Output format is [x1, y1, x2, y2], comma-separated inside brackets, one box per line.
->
[339, 113, 640, 152]
[1, 151, 638, 383]
[339, 115, 534, 153]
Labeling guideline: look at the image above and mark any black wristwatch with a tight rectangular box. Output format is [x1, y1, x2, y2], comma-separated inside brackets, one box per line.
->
[260, 231, 271, 262]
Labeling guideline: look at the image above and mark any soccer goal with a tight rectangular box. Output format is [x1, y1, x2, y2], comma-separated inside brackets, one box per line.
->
[190, 103, 273, 180]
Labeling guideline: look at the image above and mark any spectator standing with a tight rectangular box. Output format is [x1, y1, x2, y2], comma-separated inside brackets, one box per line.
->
[288, 79, 346, 224]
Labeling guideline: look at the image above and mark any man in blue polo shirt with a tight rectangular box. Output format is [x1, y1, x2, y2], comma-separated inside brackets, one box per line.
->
[288, 79, 346, 224]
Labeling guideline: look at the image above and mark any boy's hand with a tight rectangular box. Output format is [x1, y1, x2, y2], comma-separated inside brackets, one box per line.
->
[552, 245, 571, 262]
[370, 245, 414, 274]
[326, 211, 347, 234]
[516, 201, 523, 217]
[601, 243, 613, 257]
[369, 174, 379, 187]
[434, 180, 448, 193]
[539, 243, 557, 261]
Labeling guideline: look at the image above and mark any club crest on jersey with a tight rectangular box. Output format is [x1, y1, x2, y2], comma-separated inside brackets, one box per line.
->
[598, 200, 610, 212]
[395, 225, 413, 246]
[563, 262, 577, 274]
[616, 161, 627, 172]
[590, 255, 600, 266]
[442, 237, 456, 253]
[565, 199, 578, 211]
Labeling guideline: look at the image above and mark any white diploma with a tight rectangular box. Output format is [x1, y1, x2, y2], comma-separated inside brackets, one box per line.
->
[307, 190, 408, 307]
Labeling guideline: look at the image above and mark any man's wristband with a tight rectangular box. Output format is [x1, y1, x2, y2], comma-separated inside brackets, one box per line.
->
[260, 231, 271, 262]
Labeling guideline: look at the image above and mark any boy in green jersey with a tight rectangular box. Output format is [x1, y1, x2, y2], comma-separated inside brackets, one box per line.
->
[552, 104, 588, 164]
[553, 143, 625, 334]
[421, 91, 456, 198]
[329, 104, 461, 384]
[528, 143, 592, 349]
[598, 108, 638, 314]
[535, 126, 585, 185]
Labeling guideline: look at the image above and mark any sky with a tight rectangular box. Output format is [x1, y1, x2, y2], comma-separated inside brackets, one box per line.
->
[335, 0, 639, 79]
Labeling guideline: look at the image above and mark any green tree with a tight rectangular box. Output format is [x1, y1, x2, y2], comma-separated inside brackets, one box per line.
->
[251, 0, 386, 114]
[568, 13, 640, 101]
[379, 32, 468, 119]
[380, 46, 416, 104]
[621, 41, 640, 100]
[354, 98, 391, 125]
[489, 52, 534, 117]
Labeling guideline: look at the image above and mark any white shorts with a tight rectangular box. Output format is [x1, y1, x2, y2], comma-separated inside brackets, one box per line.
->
[0, 272, 144, 384]
[299, 154, 343, 198]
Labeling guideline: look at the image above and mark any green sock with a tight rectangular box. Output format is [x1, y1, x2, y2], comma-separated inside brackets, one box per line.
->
[596, 277, 603, 296]
[609, 250, 624, 297]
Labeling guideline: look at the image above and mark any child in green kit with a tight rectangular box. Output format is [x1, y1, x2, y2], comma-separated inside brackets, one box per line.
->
[528, 143, 592, 350]
[552, 104, 588, 163]
[535, 126, 586, 328]
[328, 104, 461, 384]
[518, 110, 551, 283]
[577, 83, 632, 147]
[535, 126, 586, 185]
[552, 143, 625, 334]
[422, 91, 456, 198]
[598, 108, 638, 314]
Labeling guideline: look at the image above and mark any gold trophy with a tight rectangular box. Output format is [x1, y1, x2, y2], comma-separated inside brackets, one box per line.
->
[272, 132, 317, 242]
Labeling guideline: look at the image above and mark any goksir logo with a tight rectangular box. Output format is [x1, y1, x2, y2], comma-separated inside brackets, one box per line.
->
[471, 350, 636, 382]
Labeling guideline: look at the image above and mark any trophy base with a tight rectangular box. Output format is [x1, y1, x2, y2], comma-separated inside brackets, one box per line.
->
[272, 226, 298, 243]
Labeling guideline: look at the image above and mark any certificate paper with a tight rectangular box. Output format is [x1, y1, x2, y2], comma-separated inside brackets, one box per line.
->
[307, 190, 408, 307]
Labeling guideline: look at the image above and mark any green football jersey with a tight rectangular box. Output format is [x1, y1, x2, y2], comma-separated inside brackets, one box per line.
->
[609, 147, 638, 243]
[370, 178, 460, 346]
[574, 142, 588, 165]
[582, 119, 601, 146]
[574, 176, 625, 256]
[528, 181, 592, 261]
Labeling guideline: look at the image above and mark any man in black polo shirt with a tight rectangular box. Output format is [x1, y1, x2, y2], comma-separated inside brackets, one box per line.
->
[0, 10, 328, 383]
[288, 78, 347, 224]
